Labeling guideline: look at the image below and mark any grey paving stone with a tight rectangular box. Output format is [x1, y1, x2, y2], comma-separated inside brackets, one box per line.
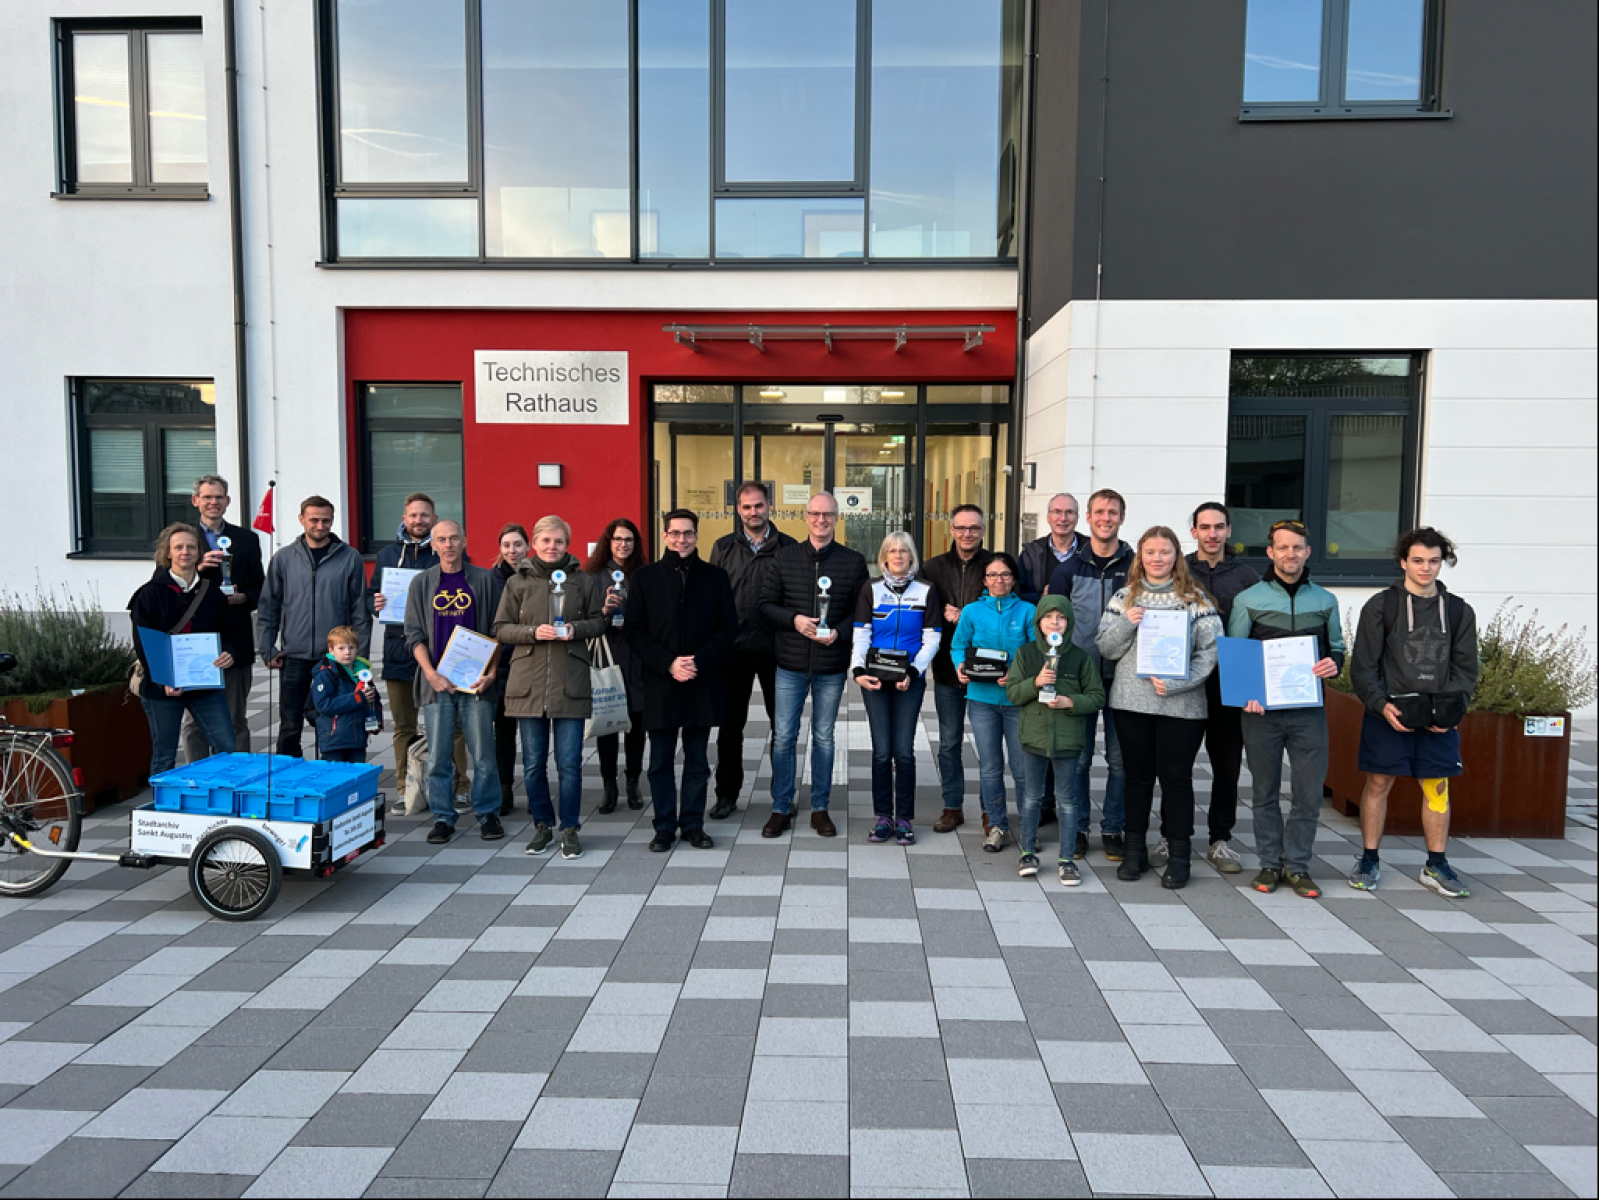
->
[846, 970, 933, 1002]
[1424, 1051, 1565, 1098]
[1272, 992, 1392, 1030]
[196, 1010, 315, 1049]
[966, 1157, 1093, 1198]
[771, 930, 848, 956]
[458, 1031, 566, 1075]
[760, 984, 848, 1018]
[1171, 1107, 1310, 1168]
[308, 992, 418, 1031]
[154, 1115, 304, 1175]
[484, 1150, 619, 1198]
[485, 997, 591, 1034]
[845, 943, 927, 973]
[542, 1052, 657, 1099]
[77, 1087, 226, 1140]
[848, 1077, 957, 1129]
[601, 953, 692, 984]
[5, 1066, 152, 1112]
[291, 1094, 431, 1148]
[1052, 1082, 1177, 1134]
[834, 1036, 949, 1083]
[381, 1119, 520, 1180]
[652, 1034, 757, 1079]
[690, 942, 772, 970]
[667, 999, 763, 1036]
[1474, 1096, 1599, 1146]
[10, 1006, 142, 1044]
[532, 941, 622, 968]
[635, 1073, 747, 1126]
[268, 1026, 390, 1072]
[1204, 1010, 1316, 1048]
[0, 1135, 169, 1198]
[938, 1020, 1041, 1060]
[1233, 1043, 1357, 1092]
[119, 1172, 253, 1198]
[368, 1177, 490, 1197]
[1392, 1116, 1551, 1174]
[1146, 1064, 1272, 1112]
[1437, 1171, 1578, 1198]
[727, 1153, 848, 1198]
[1451, 1000, 1576, 1036]
[143, 1044, 278, 1091]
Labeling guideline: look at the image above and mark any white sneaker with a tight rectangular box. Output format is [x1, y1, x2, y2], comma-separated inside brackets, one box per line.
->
[1150, 838, 1170, 868]
[1206, 840, 1243, 874]
[982, 826, 1012, 853]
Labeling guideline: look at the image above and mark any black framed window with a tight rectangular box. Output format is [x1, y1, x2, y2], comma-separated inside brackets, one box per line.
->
[1239, 0, 1447, 120]
[73, 379, 217, 554]
[55, 20, 208, 198]
[359, 384, 465, 553]
[1226, 354, 1422, 582]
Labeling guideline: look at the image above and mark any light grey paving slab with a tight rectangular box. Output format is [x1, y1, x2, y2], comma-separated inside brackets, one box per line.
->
[847, 1000, 939, 1039]
[153, 1115, 306, 1175]
[416, 979, 518, 1013]
[76, 1087, 227, 1139]
[1106, 988, 1207, 1026]
[72, 973, 189, 1008]
[1495, 1033, 1599, 1074]
[754, 1017, 848, 1057]
[1178, 975, 1280, 1011]
[1306, 1029, 1434, 1072]
[737, 1100, 847, 1156]
[1201, 1165, 1334, 1198]
[217, 1070, 351, 1118]
[1300, 1138, 1452, 1198]
[746, 1055, 848, 1104]
[0, 1108, 97, 1166]
[514, 1097, 638, 1151]
[1528, 1144, 1599, 1198]
[566, 1012, 671, 1054]
[241, 1146, 393, 1198]
[134, 989, 254, 1028]
[681, 968, 767, 1001]
[1263, 1089, 1400, 1141]
[0, 1040, 93, 1085]
[1072, 1132, 1209, 1197]
[514, 966, 610, 997]
[957, 1102, 1075, 1159]
[381, 938, 475, 966]
[946, 1057, 1057, 1107]
[380, 1011, 494, 1051]
[1123, 1022, 1234, 1065]
[243, 976, 356, 1011]
[589, 981, 682, 1015]
[75, 1023, 208, 1067]
[933, 986, 1026, 1021]
[341, 1049, 465, 1095]
[424, 1071, 548, 1121]
[1341, 1069, 1485, 1119]
[849, 1128, 968, 1190]
[614, 1123, 739, 1186]
[1037, 1040, 1148, 1085]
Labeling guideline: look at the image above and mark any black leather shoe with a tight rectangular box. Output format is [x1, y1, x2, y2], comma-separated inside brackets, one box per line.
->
[598, 779, 619, 815]
[626, 777, 644, 809]
[761, 812, 792, 838]
[708, 798, 737, 821]
[684, 830, 714, 849]
[480, 815, 504, 841]
[427, 821, 453, 845]
[499, 795, 514, 817]
[648, 834, 674, 853]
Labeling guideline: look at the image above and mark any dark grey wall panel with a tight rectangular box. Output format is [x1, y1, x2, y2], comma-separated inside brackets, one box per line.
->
[1027, 0, 1598, 322]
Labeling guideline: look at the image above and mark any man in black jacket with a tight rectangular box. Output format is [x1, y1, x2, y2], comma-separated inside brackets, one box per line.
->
[626, 510, 739, 852]
[708, 482, 796, 819]
[181, 474, 265, 760]
[920, 504, 993, 832]
[1184, 502, 1260, 875]
[757, 492, 870, 839]
[1017, 493, 1086, 604]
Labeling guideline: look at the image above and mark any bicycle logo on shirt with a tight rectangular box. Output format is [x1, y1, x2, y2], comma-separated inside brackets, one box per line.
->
[433, 589, 473, 614]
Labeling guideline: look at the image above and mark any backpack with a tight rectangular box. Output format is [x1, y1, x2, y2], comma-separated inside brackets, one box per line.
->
[1378, 587, 1471, 729]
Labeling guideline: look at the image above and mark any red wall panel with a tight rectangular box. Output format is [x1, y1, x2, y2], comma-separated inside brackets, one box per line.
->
[344, 308, 1016, 560]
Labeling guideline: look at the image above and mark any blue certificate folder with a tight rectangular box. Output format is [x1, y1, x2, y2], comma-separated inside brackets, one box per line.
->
[137, 628, 223, 690]
[1216, 636, 1323, 710]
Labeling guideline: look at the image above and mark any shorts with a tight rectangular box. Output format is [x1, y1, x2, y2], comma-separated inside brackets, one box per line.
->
[1358, 711, 1463, 779]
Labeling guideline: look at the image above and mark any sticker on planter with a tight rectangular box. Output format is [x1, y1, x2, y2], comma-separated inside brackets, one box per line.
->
[1523, 716, 1567, 738]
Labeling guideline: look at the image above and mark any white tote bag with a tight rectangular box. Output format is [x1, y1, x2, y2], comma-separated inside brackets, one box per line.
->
[585, 637, 632, 740]
[401, 734, 431, 815]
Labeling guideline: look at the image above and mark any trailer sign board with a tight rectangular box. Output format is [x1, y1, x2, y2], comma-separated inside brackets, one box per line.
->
[131, 807, 316, 869]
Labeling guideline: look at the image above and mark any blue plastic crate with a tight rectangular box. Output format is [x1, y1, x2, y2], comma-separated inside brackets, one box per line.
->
[237, 760, 380, 824]
[149, 753, 293, 815]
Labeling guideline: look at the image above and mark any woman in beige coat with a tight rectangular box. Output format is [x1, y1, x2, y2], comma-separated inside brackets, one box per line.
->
[493, 515, 607, 858]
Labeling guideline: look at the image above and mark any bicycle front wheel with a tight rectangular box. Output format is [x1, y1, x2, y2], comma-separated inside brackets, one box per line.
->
[0, 735, 82, 897]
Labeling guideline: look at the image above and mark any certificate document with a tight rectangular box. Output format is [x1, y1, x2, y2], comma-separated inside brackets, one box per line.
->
[140, 628, 223, 690]
[1262, 635, 1322, 708]
[377, 567, 422, 626]
[1136, 609, 1191, 679]
[436, 628, 499, 692]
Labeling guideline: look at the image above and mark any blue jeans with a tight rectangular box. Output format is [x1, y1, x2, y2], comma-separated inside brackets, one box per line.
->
[932, 682, 968, 810]
[1020, 749, 1077, 856]
[967, 699, 1023, 831]
[861, 676, 926, 821]
[520, 716, 585, 830]
[771, 668, 847, 815]
[1071, 707, 1126, 837]
[423, 693, 500, 825]
[142, 691, 236, 776]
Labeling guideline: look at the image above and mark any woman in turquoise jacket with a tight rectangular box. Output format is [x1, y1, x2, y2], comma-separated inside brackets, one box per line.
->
[950, 552, 1036, 851]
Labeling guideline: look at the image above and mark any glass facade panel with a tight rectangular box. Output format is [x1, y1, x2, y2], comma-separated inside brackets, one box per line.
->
[1226, 414, 1307, 555]
[336, 0, 469, 183]
[742, 384, 912, 406]
[660, 426, 736, 545]
[750, 424, 827, 542]
[1231, 355, 1410, 399]
[715, 197, 864, 258]
[365, 384, 462, 420]
[1327, 414, 1404, 559]
[834, 424, 914, 565]
[146, 32, 207, 184]
[1344, 0, 1424, 101]
[483, 0, 631, 258]
[924, 423, 1005, 560]
[88, 428, 145, 542]
[639, 0, 711, 259]
[369, 430, 464, 540]
[1243, 0, 1324, 103]
[723, 0, 857, 183]
[337, 197, 478, 257]
[84, 380, 214, 416]
[869, 0, 1004, 259]
[928, 384, 1010, 405]
[73, 33, 133, 183]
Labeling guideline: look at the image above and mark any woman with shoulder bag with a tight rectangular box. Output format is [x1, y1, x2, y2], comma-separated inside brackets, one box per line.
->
[491, 523, 531, 816]
[128, 524, 237, 775]
[492, 515, 607, 859]
[584, 518, 647, 813]
[1094, 526, 1221, 889]
[950, 552, 1035, 853]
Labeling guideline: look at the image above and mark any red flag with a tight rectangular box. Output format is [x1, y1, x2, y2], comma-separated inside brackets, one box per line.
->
[252, 483, 275, 534]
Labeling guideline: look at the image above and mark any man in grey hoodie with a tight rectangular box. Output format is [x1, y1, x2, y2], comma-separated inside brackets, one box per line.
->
[258, 496, 371, 757]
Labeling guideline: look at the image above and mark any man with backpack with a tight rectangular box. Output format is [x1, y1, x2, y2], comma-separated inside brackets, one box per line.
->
[1348, 528, 1480, 898]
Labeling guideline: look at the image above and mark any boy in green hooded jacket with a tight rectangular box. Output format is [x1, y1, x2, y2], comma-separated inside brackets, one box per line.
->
[1005, 595, 1105, 884]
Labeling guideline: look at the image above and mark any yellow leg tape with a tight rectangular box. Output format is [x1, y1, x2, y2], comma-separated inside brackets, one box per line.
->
[1423, 777, 1449, 814]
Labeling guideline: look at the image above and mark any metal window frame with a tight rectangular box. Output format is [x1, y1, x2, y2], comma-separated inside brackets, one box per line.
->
[356, 382, 466, 554]
[71, 377, 218, 555]
[1238, 0, 1451, 122]
[53, 18, 210, 199]
[1225, 352, 1424, 584]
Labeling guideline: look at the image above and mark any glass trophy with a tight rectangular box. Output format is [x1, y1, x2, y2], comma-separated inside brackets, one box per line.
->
[217, 536, 235, 596]
[610, 569, 625, 628]
[551, 569, 568, 638]
[358, 668, 380, 733]
[1039, 631, 1063, 704]
[815, 575, 833, 639]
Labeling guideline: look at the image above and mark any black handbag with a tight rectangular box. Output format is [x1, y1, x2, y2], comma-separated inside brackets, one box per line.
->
[964, 647, 1010, 682]
[866, 648, 910, 683]
[1388, 693, 1432, 731]
[1430, 691, 1469, 730]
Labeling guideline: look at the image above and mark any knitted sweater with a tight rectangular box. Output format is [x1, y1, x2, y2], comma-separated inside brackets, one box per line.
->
[1094, 579, 1221, 719]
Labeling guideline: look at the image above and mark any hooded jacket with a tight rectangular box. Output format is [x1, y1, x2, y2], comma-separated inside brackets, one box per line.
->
[1350, 581, 1479, 717]
[950, 591, 1036, 707]
[1096, 579, 1220, 720]
[710, 524, 798, 656]
[127, 565, 229, 702]
[258, 533, 371, 664]
[310, 654, 383, 751]
[921, 543, 994, 687]
[1047, 540, 1134, 678]
[369, 527, 440, 682]
[493, 554, 608, 720]
[1005, 595, 1106, 758]
[1184, 549, 1260, 624]
[758, 537, 871, 675]
[402, 560, 505, 710]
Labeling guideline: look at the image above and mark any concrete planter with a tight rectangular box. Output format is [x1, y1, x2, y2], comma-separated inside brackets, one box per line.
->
[1, 686, 151, 813]
[1324, 688, 1569, 840]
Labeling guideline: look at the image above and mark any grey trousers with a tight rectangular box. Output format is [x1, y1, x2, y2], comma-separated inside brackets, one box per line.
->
[1241, 707, 1329, 874]
[181, 661, 254, 761]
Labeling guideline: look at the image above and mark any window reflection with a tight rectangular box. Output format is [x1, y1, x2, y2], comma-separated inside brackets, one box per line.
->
[337, 197, 478, 257]
[483, 0, 631, 258]
[73, 33, 133, 183]
[147, 33, 207, 184]
[337, 0, 469, 183]
[639, 0, 711, 258]
[1344, 0, 1423, 101]
[715, 198, 864, 258]
[870, 0, 1005, 258]
[1226, 414, 1307, 554]
[1243, 0, 1324, 103]
[1327, 414, 1404, 558]
[723, 0, 857, 183]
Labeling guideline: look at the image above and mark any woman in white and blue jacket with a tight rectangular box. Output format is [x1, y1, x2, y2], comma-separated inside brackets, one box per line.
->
[951, 552, 1036, 851]
[851, 533, 943, 845]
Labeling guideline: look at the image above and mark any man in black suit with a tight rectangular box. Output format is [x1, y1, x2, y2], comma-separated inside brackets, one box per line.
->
[182, 473, 266, 758]
[625, 509, 739, 853]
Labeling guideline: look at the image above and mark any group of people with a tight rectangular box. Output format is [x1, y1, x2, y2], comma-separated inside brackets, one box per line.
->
[130, 476, 1482, 899]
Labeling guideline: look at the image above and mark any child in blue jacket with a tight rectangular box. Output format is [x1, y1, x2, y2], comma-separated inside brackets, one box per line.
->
[311, 625, 383, 763]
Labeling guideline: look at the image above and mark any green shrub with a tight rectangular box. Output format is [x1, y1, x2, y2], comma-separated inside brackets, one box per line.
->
[1472, 604, 1596, 716]
[0, 585, 137, 704]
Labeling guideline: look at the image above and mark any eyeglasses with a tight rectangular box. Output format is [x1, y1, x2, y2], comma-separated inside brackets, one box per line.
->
[984, 571, 1014, 581]
[952, 524, 983, 534]
[664, 529, 696, 539]
[804, 510, 837, 520]
[611, 535, 635, 544]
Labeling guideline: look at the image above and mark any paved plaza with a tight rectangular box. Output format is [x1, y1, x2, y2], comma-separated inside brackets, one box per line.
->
[0, 676, 1594, 1198]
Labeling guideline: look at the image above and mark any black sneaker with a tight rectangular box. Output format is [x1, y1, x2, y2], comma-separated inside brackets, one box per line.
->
[1074, 831, 1089, 860]
[480, 814, 504, 841]
[1102, 833, 1125, 862]
[427, 821, 453, 845]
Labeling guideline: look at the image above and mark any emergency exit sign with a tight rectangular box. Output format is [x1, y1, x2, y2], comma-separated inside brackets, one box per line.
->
[474, 351, 629, 425]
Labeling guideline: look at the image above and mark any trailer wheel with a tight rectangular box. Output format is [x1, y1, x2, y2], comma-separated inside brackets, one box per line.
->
[188, 826, 282, 920]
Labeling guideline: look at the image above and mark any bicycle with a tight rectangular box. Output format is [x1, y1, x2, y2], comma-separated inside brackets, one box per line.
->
[0, 652, 84, 897]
